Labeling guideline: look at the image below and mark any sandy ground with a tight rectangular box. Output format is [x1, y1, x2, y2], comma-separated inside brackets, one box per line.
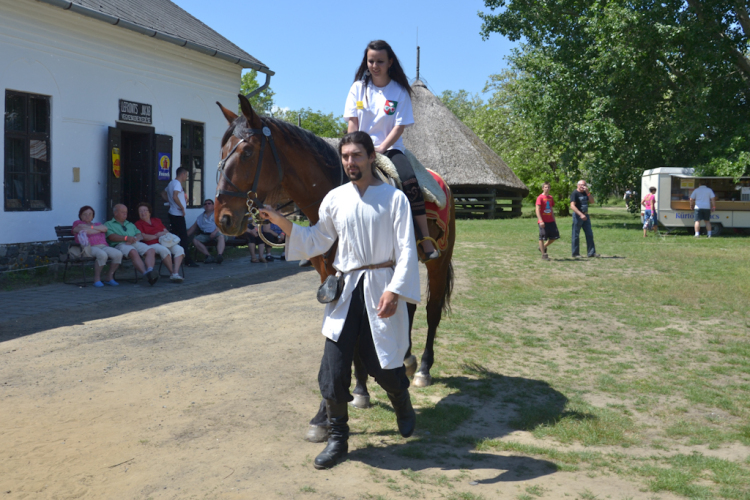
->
[0, 266, 680, 500]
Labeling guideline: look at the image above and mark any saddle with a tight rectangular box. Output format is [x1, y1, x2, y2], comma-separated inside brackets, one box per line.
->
[373, 150, 447, 209]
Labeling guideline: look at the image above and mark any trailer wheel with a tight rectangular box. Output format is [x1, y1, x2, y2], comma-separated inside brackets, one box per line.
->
[710, 223, 723, 237]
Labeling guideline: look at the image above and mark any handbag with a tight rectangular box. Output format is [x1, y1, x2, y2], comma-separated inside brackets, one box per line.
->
[159, 233, 181, 248]
[317, 272, 344, 304]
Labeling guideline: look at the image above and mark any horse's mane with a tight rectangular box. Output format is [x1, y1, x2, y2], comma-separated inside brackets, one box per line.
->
[223, 115, 344, 188]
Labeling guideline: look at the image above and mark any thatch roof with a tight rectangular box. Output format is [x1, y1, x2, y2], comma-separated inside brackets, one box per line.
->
[402, 80, 528, 195]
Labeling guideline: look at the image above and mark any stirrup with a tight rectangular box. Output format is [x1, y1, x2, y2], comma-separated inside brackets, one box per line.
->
[417, 236, 441, 263]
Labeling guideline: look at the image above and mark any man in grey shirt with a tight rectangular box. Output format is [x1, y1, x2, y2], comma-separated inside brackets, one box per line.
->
[690, 182, 716, 237]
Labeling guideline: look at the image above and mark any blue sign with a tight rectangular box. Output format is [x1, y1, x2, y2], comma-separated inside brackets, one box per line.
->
[158, 153, 171, 181]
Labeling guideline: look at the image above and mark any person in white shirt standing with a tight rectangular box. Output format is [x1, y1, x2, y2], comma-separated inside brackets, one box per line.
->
[344, 40, 439, 261]
[690, 182, 717, 237]
[260, 132, 420, 470]
[165, 167, 198, 266]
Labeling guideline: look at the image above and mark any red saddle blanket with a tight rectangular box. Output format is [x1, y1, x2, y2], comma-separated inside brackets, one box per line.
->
[423, 169, 451, 252]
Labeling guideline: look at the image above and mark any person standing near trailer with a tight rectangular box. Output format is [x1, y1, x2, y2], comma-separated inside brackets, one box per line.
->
[641, 187, 657, 237]
[690, 181, 716, 237]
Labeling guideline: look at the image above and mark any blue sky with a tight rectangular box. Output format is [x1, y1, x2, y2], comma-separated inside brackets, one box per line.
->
[172, 0, 517, 116]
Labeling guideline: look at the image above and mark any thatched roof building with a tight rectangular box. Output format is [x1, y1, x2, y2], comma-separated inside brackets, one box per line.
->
[402, 80, 528, 218]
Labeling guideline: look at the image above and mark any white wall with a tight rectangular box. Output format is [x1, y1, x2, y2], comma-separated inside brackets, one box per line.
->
[0, 0, 244, 244]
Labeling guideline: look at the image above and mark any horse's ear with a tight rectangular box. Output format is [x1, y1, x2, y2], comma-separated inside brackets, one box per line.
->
[216, 101, 238, 124]
[238, 93, 259, 126]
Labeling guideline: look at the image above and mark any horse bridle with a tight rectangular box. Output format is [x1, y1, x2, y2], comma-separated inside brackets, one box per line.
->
[216, 122, 285, 246]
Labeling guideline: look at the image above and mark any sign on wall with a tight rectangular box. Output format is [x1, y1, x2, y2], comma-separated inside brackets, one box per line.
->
[680, 179, 695, 189]
[111, 147, 121, 178]
[119, 99, 152, 124]
[158, 153, 171, 181]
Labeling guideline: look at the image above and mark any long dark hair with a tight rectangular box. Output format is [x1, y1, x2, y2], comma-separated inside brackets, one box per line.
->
[353, 40, 413, 98]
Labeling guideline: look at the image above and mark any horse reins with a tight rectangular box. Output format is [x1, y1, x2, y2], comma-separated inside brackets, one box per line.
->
[216, 121, 345, 249]
[216, 122, 285, 247]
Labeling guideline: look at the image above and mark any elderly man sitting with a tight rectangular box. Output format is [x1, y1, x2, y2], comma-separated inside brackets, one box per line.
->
[105, 204, 159, 285]
[187, 199, 225, 264]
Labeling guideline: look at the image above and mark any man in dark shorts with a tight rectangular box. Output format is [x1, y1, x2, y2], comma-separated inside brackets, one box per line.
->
[689, 181, 716, 237]
[535, 182, 559, 260]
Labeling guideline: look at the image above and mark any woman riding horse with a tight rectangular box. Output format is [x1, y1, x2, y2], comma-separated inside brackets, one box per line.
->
[345, 40, 439, 261]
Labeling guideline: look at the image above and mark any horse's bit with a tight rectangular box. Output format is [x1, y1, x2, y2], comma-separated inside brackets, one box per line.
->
[216, 122, 285, 247]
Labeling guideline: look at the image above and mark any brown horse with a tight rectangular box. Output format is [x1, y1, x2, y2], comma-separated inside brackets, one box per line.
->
[214, 94, 454, 426]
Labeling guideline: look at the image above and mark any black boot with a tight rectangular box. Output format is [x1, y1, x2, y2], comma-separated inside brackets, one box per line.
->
[313, 400, 349, 469]
[387, 389, 416, 438]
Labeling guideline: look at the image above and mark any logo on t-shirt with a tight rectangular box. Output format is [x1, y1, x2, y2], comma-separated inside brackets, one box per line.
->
[384, 100, 398, 115]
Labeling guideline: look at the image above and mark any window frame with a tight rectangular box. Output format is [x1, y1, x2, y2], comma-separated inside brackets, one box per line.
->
[4, 90, 51, 212]
[180, 120, 204, 209]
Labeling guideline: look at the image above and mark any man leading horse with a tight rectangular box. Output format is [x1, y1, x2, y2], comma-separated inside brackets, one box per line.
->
[259, 131, 419, 470]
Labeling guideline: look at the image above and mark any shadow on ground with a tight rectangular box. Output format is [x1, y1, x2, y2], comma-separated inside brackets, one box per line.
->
[0, 264, 310, 342]
[347, 366, 573, 483]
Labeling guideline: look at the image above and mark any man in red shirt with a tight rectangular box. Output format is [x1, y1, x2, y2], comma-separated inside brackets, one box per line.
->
[535, 182, 560, 260]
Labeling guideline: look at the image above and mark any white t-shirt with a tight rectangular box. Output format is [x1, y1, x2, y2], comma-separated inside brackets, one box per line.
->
[166, 179, 187, 216]
[690, 185, 716, 209]
[344, 80, 414, 152]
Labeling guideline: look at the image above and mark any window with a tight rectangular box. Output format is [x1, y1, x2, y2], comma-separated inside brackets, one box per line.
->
[4, 91, 51, 211]
[180, 120, 204, 208]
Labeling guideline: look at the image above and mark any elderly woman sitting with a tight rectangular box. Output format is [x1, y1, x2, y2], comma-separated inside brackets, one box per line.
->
[134, 202, 185, 282]
[71, 205, 122, 287]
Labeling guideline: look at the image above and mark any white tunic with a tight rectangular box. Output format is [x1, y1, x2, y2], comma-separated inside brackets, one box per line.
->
[286, 181, 421, 369]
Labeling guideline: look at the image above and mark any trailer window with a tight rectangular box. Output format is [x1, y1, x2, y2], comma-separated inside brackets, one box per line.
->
[671, 177, 750, 203]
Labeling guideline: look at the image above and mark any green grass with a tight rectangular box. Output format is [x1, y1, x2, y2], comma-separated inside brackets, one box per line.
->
[351, 204, 750, 499]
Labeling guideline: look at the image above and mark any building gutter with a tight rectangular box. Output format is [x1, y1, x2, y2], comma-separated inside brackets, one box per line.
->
[36, 0, 275, 84]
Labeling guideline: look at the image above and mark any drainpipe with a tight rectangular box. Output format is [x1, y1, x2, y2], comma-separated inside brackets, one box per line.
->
[246, 71, 272, 99]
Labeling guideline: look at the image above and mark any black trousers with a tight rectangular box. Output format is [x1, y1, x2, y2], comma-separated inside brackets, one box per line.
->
[385, 149, 425, 217]
[318, 276, 409, 404]
[168, 213, 195, 264]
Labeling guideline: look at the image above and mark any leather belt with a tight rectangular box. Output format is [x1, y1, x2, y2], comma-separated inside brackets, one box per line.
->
[349, 260, 394, 273]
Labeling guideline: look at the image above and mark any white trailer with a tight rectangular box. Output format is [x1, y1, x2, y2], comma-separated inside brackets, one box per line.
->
[641, 167, 750, 235]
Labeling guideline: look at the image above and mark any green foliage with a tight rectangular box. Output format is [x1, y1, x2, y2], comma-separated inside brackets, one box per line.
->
[440, 79, 574, 215]
[239, 70, 275, 115]
[239, 71, 345, 138]
[477, 0, 750, 192]
[273, 107, 347, 138]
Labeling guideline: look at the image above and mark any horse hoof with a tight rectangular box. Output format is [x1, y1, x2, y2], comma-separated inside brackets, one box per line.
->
[351, 394, 371, 409]
[413, 372, 432, 388]
[404, 355, 418, 379]
[305, 424, 330, 443]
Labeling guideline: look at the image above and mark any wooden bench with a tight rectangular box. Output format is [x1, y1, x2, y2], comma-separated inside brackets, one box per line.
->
[55, 225, 137, 286]
[55, 226, 183, 286]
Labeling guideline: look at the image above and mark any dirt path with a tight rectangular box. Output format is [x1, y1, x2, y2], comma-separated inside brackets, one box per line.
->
[0, 268, 677, 499]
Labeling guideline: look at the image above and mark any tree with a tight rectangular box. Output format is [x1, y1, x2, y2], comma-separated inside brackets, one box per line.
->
[240, 70, 275, 115]
[441, 77, 575, 215]
[273, 107, 347, 138]
[478, 0, 750, 192]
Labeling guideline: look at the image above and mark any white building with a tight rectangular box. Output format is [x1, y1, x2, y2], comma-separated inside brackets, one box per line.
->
[1, 0, 273, 245]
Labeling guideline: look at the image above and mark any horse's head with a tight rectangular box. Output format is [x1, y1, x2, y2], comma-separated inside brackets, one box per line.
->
[214, 94, 282, 236]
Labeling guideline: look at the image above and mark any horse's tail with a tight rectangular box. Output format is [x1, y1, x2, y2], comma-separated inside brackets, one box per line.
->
[442, 258, 454, 314]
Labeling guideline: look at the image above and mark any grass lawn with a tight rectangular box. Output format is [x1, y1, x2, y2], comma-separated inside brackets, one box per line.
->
[350, 203, 750, 500]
